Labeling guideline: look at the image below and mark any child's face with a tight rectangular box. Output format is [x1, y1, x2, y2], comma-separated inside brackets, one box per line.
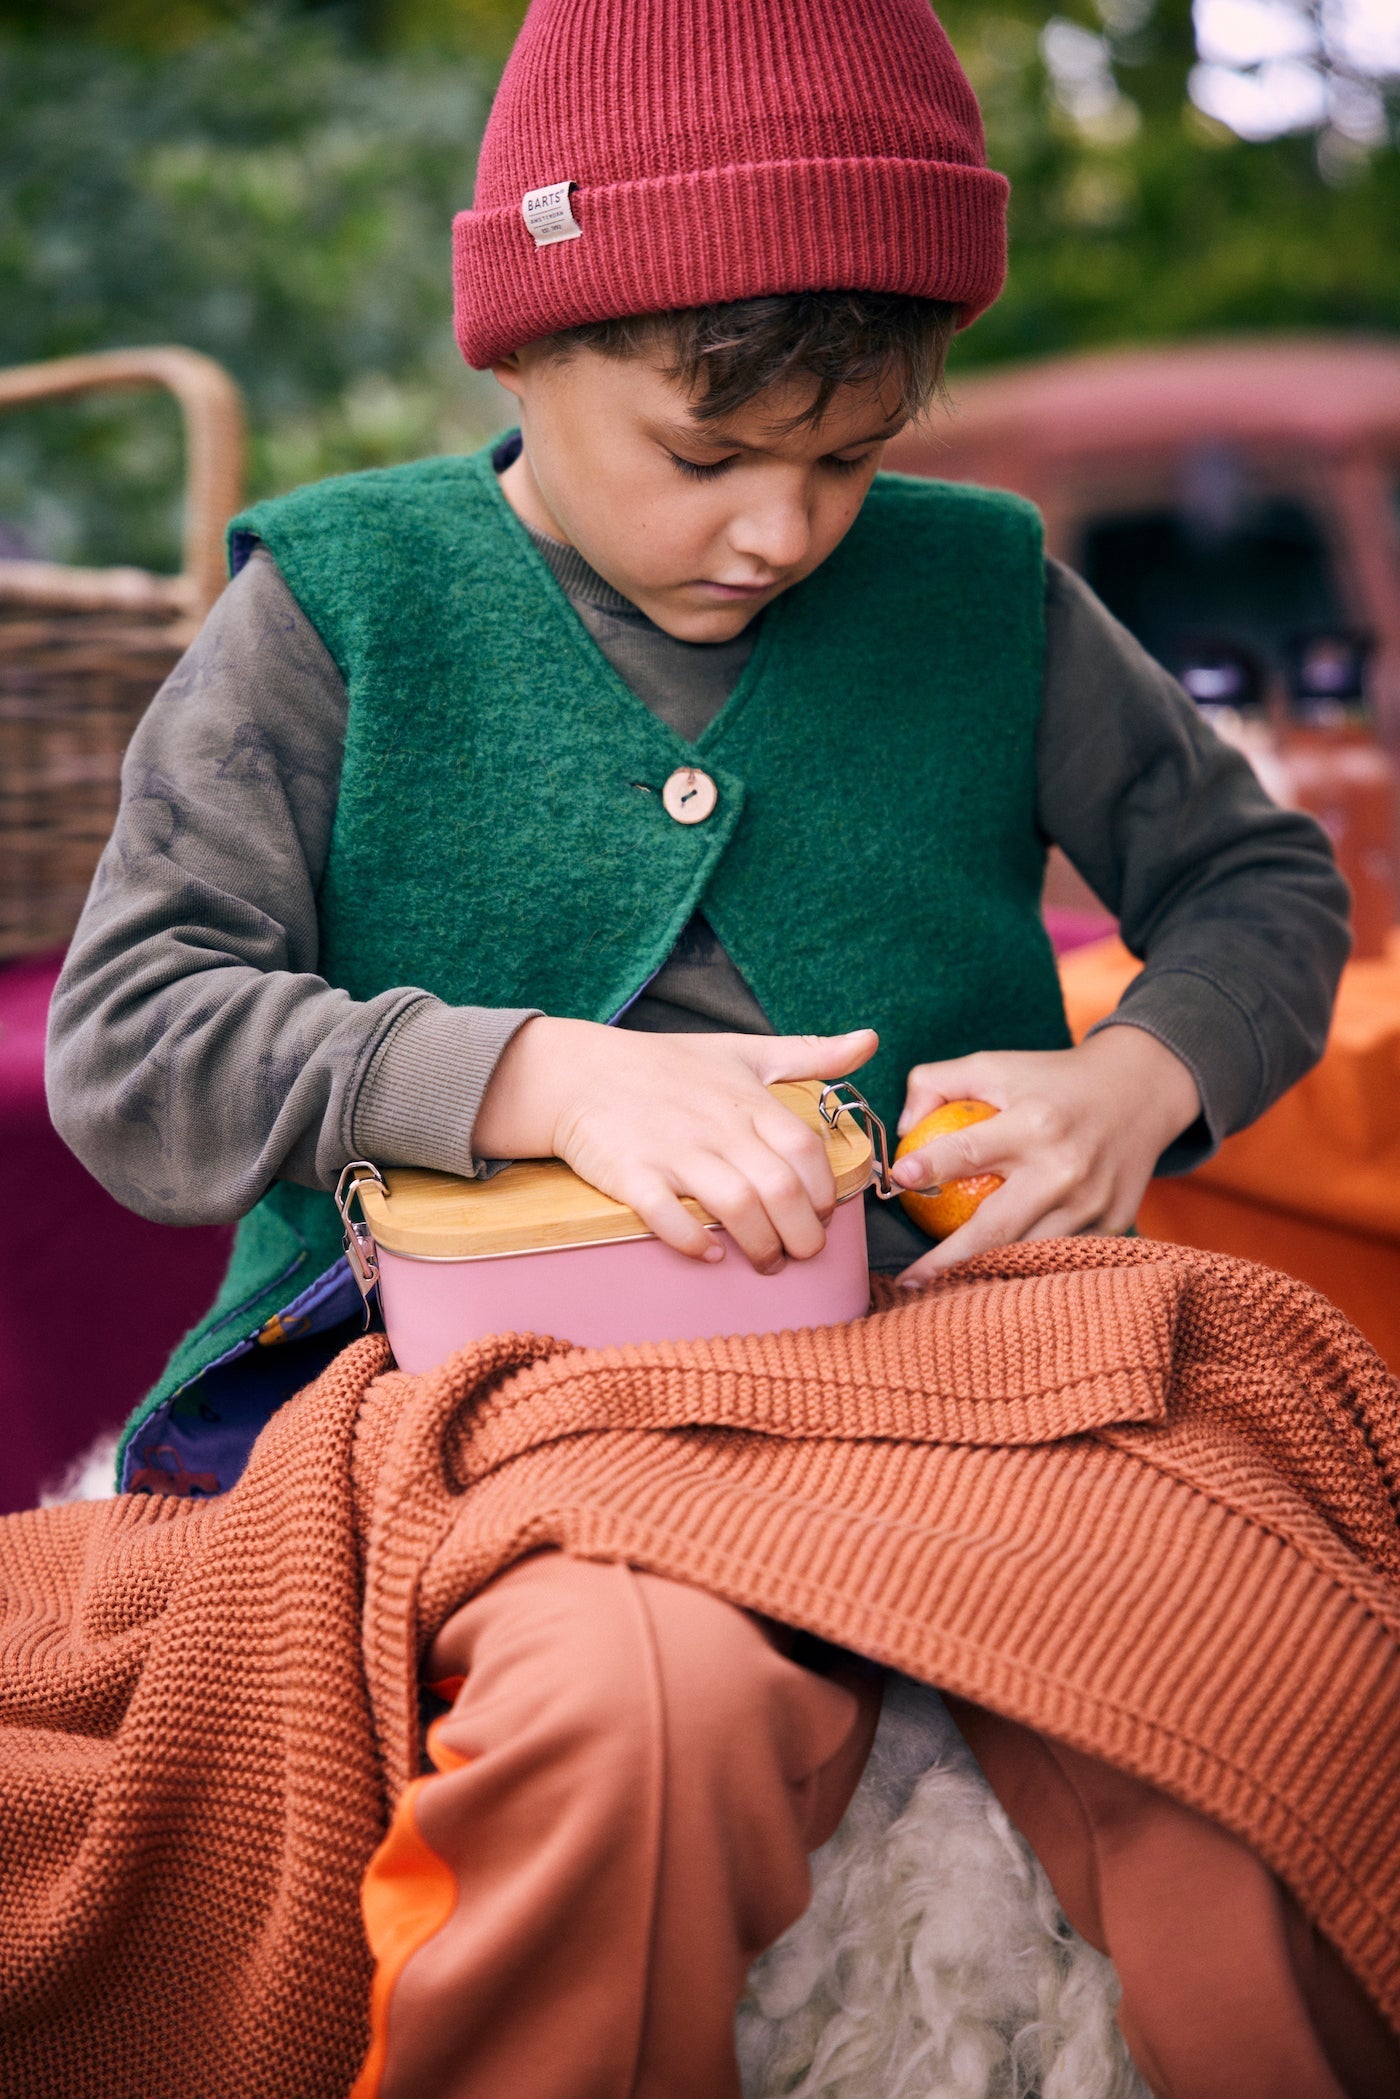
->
[492, 339, 906, 642]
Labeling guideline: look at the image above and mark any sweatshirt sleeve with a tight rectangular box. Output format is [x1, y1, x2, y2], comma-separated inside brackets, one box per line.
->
[1038, 559, 1352, 1173]
[45, 549, 538, 1226]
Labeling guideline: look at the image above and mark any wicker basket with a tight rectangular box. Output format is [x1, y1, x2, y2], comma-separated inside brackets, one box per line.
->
[0, 348, 245, 958]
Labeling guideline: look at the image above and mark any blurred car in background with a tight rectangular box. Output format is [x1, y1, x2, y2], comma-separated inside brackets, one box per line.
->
[889, 335, 1400, 739]
[889, 336, 1400, 943]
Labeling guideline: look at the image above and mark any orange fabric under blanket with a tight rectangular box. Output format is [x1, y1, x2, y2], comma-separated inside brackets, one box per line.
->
[1060, 933, 1400, 1370]
[0, 1240, 1398, 2097]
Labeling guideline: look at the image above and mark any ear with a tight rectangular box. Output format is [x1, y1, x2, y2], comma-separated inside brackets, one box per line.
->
[491, 351, 526, 401]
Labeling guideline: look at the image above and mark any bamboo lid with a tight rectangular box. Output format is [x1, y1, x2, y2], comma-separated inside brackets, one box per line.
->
[358, 1079, 873, 1259]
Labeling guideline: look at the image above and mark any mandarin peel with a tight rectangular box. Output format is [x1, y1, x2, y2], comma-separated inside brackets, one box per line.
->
[894, 1098, 1002, 1241]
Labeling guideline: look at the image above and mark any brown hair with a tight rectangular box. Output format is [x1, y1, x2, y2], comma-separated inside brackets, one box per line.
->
[541, 290, 960, 429]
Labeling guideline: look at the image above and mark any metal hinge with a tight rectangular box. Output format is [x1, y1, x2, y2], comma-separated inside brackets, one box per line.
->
[819, 1081, 898, 1199]
[334, 1158, 388, 1306]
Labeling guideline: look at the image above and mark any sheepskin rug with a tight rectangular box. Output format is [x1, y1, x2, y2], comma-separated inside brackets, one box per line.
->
[42, 1432, 121, 1506]
[49, 1446, 1147, 2098]
[737, 1675, 1149, 2099]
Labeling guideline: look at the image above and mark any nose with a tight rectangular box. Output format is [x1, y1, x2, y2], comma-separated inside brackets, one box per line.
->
[727, 481, 813, 576]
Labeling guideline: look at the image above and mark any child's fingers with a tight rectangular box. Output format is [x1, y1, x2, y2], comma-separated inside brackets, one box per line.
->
[891, 1109, 1012, 1193]
[897, 1174, 1078, 1280]
[675, 1155, 782, 1273]
[618, 1153, 808, 1272]
[752, 1098, 838, 1223]
[612, 1168, 726, 1265]
[753, 1027, 878, 1087]
[688, 1141, 833, 1269]
[897, 1054, 994, 1136]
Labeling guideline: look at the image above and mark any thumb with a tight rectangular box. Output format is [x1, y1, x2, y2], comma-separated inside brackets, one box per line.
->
[752, 1027, 879, 1085]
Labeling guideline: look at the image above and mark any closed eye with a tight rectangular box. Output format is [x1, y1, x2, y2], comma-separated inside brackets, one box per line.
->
[666, 446, 878, 482]
[666, 451, 738, 481]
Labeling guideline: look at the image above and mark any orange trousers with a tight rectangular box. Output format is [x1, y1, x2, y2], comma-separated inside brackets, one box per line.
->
[355, 1552, 1397, 2099]
[948, 1699, 1400, 2099]
[359, 1551, 883, 2099]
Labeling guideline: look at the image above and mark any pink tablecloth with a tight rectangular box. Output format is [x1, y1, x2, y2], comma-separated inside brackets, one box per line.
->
[0, 953, 232, 1514]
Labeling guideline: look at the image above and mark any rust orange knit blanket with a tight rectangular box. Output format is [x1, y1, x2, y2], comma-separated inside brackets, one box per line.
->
[2, 1238, 1399, 2097]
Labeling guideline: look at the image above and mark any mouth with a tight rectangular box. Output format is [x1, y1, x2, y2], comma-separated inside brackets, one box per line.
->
[690, 577, 779, 601]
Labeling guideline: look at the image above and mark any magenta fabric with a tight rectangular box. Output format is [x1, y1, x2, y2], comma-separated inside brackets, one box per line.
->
[0, 952, 232, 1515]
[453, 0, 1008, 367]
[1043, 905, 1118, 956]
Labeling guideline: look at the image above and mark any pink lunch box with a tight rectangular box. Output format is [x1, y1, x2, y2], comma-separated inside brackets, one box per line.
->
[335, 1080, 892, 1370]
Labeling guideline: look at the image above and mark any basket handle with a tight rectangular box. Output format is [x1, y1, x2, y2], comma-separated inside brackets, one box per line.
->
[0, 346, 246, 626]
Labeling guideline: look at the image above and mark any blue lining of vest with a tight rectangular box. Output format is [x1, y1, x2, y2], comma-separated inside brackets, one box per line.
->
[228, 525, 262, 579]
[608, 960, 665, 1024]
[120, 1256, 369, 1497]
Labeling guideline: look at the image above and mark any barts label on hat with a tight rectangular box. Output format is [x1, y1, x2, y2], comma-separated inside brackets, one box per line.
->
[522, 182, 582, 246]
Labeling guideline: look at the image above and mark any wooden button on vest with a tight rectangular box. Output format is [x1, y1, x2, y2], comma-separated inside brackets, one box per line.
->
[662, 767, 718, 824]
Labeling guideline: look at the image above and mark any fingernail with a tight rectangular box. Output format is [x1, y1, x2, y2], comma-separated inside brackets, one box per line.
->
[897, 1277, 922, 1290]
[702, 1241, 725, 1263]
[759, 1258, 784, 1277]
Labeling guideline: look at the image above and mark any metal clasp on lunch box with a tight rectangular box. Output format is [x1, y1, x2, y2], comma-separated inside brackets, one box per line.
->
[818, 1083, 898, 1199]
[335, 1159, 388, 1310]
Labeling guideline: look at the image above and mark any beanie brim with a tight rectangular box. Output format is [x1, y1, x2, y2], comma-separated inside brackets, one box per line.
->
[453, 155, 1008, 368]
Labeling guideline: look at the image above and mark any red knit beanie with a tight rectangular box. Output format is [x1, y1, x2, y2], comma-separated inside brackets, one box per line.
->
[453, 0, 1007, 368]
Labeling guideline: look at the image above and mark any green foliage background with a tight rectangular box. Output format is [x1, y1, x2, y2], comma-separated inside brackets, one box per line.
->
[1, 0, 1396, 572]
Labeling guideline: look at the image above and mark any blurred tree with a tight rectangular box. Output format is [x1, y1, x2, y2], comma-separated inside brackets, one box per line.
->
[0, 11, 498, 568]
[377, 0, 526, 62]
[0, 0, 527, 53]
[934, 0, 1400, 378]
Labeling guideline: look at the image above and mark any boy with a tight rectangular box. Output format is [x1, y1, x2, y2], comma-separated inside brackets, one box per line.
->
[48, 0, 1363, 2091]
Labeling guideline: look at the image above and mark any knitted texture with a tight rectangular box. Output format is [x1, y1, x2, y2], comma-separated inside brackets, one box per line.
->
[453, 0, 1008, 366]
[4, 1240, 1398, 2094]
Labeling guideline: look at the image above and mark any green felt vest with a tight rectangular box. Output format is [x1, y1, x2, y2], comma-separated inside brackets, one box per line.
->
[138, 441, 1070, 1429]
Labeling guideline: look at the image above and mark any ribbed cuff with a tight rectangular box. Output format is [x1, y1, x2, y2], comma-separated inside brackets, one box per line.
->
[454, 155, 1008, 367]
[1087, 966, 1267, 1176]
[351, 998, 541, 1178]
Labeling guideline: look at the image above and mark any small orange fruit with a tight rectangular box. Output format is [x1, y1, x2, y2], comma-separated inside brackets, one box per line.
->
[894, 1099, 1002, 1240]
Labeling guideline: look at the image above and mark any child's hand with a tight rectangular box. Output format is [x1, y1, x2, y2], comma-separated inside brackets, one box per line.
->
[473, 1018, 879, 1273]
[890, 1028, 1201, 1282]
